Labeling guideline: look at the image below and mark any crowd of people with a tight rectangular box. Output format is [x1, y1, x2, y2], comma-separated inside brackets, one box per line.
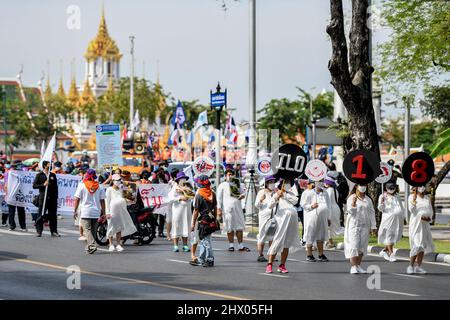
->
[0, 155, 436, 275]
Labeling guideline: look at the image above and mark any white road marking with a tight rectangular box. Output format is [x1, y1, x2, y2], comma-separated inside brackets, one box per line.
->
[258, 273, 289, 278]
[392, 273, 425, 279]
[168, 259, 189, 264]
[287, 258, 300, 262]
[0, 229, 33, 236]
[58, 228, 81, 235]
[97, 248, 110, 252]
[377, 289, 420, 297]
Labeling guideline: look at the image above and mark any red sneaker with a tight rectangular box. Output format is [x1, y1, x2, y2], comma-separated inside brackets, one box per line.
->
[277, 264, 289, 273]
[265, 264, 273, 274]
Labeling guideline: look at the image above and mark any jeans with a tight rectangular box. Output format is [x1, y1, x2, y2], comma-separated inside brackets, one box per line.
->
[199, 235, 214, 263]
[8, 205, 26, 230]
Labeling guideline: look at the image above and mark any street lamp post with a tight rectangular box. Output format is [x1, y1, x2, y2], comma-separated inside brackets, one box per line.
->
[210, 82, 226, 190]
[1, 85, 6, 162]
[311, 118, 317, 160]
[129, 36, 135, 130]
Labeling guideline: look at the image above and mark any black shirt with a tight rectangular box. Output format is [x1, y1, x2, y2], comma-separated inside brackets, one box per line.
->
[33, 171, 58, 201]
[194, 192, 217, 218]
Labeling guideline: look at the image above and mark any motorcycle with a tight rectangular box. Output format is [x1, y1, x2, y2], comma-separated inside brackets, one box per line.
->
[94, 204, 157, 246]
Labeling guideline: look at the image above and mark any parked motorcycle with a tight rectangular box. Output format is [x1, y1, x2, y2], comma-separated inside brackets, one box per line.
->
[94, 204, 156, 246]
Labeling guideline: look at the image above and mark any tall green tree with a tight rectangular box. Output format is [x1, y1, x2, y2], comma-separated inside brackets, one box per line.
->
[422, 85, 450, 128]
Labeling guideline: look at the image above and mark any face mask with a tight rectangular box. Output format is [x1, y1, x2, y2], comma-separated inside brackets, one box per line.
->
[418, 186, 426, 193]
[5, 165, 11, 169]
[113, 180, 122, 187]
[284, 183, 291, 190]
[387, 189, 395, 194]
[358, 186, 367, 193]
[179, 178, 187, 184]
[226, 176, 233, 182]
[267, 183, 275, 190]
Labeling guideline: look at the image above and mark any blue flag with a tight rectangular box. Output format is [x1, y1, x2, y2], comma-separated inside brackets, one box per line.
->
[172, 100, 186, 128]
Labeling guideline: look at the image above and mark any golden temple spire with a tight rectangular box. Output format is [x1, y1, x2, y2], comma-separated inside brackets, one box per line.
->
[44, 76, 52, 100]
[67, 76, 79, 107]
[57, 77, 66, 98]
[84, 5, 122, 62]
[79, 79, 96, 105]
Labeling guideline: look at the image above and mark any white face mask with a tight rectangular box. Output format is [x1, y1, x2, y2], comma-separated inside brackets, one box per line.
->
[267, 183, 275, 190]
[387, 189, 395, 194]
[113, 180, 122, 187]
[418, 186, 426, 193]
[179, 178, 187, 184]
[357, 186, 367, 193]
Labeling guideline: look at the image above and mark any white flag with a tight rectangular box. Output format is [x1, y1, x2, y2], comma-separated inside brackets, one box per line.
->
[40, 140, 45, 158]
[40, 133, 56, 169]
[133, 109, 140, 131]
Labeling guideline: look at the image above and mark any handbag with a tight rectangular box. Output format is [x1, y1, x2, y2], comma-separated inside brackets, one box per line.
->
[32, 195, 40, 207]
[264, 203, 279, 238]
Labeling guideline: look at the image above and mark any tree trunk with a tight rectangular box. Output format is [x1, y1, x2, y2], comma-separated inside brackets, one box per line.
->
[427, 160, 450, 224]
[327, 0, 382, 225]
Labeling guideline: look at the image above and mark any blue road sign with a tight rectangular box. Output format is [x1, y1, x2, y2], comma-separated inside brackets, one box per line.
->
[210, 92, 226, 108]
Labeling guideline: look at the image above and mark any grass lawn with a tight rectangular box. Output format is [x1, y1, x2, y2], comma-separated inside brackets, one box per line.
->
[245, 225, 450, 254]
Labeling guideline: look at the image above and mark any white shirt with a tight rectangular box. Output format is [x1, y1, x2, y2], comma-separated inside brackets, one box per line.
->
[74, 182, 106, 219]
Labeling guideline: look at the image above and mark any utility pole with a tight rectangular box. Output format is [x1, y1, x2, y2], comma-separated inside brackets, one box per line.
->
[1, 85, 6, 161]
[129, 36, 135, 130]
[404, 95, 412, 219]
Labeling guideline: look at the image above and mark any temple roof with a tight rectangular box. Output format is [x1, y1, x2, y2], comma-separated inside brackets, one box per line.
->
[84, 7, 122, 62]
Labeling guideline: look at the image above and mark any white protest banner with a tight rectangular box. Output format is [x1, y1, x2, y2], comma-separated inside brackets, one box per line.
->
[5, 170, 82, 215]
[138, 184, 171, 215]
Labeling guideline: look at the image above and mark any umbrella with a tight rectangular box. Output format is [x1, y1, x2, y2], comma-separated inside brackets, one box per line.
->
[23, 158, 40, 166]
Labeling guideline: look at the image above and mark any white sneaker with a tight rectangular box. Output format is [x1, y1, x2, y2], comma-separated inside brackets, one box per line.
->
[108, 245, 115, 252]
[389, 254, 397, 262]
[379, 250, 390, 261]
[78, 236, 86, 241]
[21, 228, 28, 232]
[356, 265, 367, 274]
[406, 265, 415, 274]
[414, 266, 427, 274]
[350, 266, 359, 274]
[116, 245, 124, 252]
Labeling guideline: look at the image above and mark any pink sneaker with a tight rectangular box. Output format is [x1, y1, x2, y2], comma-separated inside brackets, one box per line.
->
[265, 264, 273, 273]
[277, 264, 289, 273]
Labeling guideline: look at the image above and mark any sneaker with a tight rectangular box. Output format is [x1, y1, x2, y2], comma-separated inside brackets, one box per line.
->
[318, 254, 329, 262]
[356, 265, 367, 274]
[173, 246, 179, 252]
[51, 232, 61, 237]
[78, 236, 86, 241]
[265, 264, 273, 274]
[202, 262, 209, 268]
[182, 245, 190, 252]
[257, 255, 268, 262]
[87, 247, 97, 254]
[36, 232, 42, 237]
[350, 266, 359, 274]
[189, 258, 202, 266]
[389, 254, 397, 262]
[207, 260, 214, 267]
[116, 245, 124, 252]
[1, 224, 7, 228]
[406, 265, 415, 274]
[238, 246, 251, 252]
[306, 255, 317, 262]
[8, 228, 15, 231]
[277, 264, 289, 274]
[108, 245, 115, 252]
[21, 228, 28, 232]
[228, 247, 235, 252]
[379, 250, 390, 261]
[414, 266, 427, 274]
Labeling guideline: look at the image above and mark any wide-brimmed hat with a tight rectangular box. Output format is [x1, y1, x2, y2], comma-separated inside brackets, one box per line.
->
[175, 172, 188, 182]
[324, 177, 336, 187]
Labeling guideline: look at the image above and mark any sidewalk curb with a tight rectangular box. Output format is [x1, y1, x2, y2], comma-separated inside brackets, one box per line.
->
[337, 242, 450, 264]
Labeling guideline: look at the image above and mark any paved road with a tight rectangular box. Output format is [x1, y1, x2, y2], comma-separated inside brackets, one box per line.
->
[1, 218, 450, 300]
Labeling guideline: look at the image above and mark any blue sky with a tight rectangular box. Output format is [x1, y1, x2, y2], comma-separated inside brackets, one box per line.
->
[0, 0, 419, 121]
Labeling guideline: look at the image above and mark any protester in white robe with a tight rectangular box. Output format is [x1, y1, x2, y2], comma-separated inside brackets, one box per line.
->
[264, 179, 301, 274]
[300, 181, 330, 262]
[255, 175, 277, 262]
[165, 169, 179, 241]
[323, 176, 344, 248]
[168, 172, 193, 253]
[344, 185, 377, 274]
[105, 174, 137, 252]
[217, 169, 249, 252]
[406, 186, 435, 275]
[377, 181, 404, 262]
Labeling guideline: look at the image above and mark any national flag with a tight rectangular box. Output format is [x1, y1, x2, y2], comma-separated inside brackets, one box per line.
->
[132, 109, 140, 131]
[194, 110, 208, 130]
[171, 100, 186, 128]
[121, 124, 128, 144]
[40, 141, 45, 158]
[224, 112, 238, 144]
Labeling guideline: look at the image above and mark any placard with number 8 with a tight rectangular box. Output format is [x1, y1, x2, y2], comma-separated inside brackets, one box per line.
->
[401, 152, 434, 187]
